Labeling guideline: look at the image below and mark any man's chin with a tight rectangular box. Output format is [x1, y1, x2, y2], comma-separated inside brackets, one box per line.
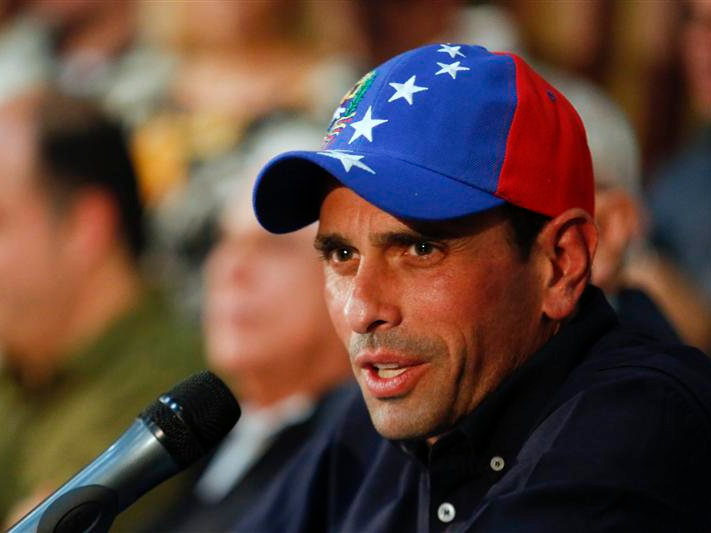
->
[363, 394, 445, 442]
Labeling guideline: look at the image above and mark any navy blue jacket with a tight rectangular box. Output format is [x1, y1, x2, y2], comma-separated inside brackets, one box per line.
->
[235, 287, 711, 532]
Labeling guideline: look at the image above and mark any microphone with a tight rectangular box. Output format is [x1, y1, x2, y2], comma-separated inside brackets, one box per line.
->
[8, 371, 241, 533]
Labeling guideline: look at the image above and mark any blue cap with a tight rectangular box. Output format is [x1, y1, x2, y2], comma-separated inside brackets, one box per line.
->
[253, 44, 593, 233]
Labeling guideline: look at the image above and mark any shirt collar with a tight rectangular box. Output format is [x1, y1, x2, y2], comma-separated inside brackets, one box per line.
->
[0, 289, 162, 395]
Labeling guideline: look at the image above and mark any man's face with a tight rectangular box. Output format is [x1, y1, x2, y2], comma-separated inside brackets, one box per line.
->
[205, 184, 333, 377]
[317, 187, 549, 441]
[683, 0, 711, 117]
[0, 110, 74, 362]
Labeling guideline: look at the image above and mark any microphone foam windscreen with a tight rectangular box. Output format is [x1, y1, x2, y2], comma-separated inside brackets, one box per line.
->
[140, 371, 241, 467]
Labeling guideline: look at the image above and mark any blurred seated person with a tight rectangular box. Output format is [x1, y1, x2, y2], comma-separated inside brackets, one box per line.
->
[132, 0, 356, 206]
[11, 0, 174, 124]
[0, 89, 202, 528]
[146, 134, 352, 531]
[0, 0, 48, 103]
[554, 74, 710, 352]
[644, 0, 711, 351]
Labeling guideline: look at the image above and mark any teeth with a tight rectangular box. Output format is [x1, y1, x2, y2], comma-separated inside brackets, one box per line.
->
[377, 367, 407, 379]
[374, 363, 400, 369]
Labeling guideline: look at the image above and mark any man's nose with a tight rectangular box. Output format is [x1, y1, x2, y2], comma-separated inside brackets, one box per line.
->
[208, 243, 252, 287]
[344, 260, 402, 334]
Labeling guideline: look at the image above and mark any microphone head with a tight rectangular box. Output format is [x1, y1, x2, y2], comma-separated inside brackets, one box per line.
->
[140, 371, 241, 467]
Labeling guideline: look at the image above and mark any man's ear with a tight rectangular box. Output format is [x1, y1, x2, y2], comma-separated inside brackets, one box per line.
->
[592, 188, 644, 293]
[538, 208, 598, 321]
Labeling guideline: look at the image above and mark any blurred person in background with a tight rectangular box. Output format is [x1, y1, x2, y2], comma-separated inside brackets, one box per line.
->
[0, 89, 202, 529]
[559, 76, 711, 351]
[0, 0, 175, 125]
[352, 0, 466, 67]
[134, 0, 354, 202]
[145, 119, 352, 532]
[644, 0, 711, 341]
[0, 0, 47, 102]
[133, 0, 356, 313]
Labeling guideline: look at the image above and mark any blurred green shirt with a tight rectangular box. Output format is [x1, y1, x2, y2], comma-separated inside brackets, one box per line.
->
[0, 290, 204, 529]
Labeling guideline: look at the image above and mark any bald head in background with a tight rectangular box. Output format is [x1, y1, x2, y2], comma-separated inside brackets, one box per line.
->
[205, 175, 349, 406]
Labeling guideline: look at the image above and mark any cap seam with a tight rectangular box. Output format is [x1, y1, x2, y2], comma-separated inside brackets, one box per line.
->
[491, 52, 519, 196]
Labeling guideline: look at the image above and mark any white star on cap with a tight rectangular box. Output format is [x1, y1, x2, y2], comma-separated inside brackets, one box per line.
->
[317, 149, 375, 174]
[348, 106, 388, 144]
[435, 61, 470, 79]
[388, 75, 429, 105]
[437, 44, 465, 59]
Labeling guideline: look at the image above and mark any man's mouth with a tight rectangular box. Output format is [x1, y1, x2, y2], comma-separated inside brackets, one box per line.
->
[372, 363, 408, 379]
[357, 356, 429, 399]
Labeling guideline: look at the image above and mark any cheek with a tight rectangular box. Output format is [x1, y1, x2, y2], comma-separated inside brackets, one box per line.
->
[324, 270, 353, 342]
[408, 258, 538, 353]
[0, 219, 62, 299]
[278, 277, 332, 347]
[398, 267, 487, 333]
[464, 262, 543, 358]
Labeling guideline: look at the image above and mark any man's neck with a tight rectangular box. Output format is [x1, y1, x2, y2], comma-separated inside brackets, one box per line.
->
[61, 250, 142, 357]
[13, 251, 142, 388]
[226, 340, 348, 409]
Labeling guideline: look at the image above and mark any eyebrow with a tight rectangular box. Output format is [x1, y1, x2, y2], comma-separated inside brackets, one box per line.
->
[313, 233, 350, 252]
[371, 230, 440, 247]
[314, 229, 447, 252]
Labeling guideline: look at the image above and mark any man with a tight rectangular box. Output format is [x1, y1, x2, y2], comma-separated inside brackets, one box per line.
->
[0, 0, 174, 125]
[146, 122, 353, 531]
[645, 0, 711, 350]
[0, 90, 201, 528]
[555, 75, 683, 344]
[238, 45, 711, 531]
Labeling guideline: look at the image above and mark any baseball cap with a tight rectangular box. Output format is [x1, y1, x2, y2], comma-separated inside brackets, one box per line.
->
[253, 44, 593, 234]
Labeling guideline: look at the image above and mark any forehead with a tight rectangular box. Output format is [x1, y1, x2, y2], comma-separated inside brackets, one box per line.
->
[0, 109, 40, 205]
[319, 187, 393, 231]
[318, 186, 509, 242]
[222, 179, 260, 232]
[222, 179, 316, 247]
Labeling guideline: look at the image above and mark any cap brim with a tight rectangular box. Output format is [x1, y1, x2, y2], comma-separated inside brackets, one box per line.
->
[253, 150, 505, 234]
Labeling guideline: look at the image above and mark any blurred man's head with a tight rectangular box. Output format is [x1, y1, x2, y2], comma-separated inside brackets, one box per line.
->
[553, 76, 644, 294]
[683, 0, 711, 119]
[0, 89, 143, 381]
[204, 126, 350, 407]
[29, 0, 134, 34]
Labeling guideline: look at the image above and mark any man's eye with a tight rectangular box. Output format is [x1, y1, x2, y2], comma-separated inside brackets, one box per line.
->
[330, 247, 355, 262]
[409, 241, 435, 256]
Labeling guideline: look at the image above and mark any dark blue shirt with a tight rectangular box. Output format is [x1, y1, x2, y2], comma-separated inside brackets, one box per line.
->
[235, 287, 711, 532]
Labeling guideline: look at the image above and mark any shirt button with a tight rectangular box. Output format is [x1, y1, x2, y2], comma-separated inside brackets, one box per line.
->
[437, 502, 456, 523]
[490, 456, 505, 472]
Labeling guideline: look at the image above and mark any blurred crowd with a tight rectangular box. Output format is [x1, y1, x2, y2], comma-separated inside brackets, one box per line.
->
[0, 0, 708, 530]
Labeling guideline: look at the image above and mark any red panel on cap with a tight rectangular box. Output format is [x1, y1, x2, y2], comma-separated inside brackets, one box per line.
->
[494, 54, 594, 218]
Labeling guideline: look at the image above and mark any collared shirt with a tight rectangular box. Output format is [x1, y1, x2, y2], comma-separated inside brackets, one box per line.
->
[0, 290, 203, 528]
[195, 394, 315, 502]
[235, 286, 711, 532]
[611, 287, 680, 344]
[144, 381, 356, 533]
